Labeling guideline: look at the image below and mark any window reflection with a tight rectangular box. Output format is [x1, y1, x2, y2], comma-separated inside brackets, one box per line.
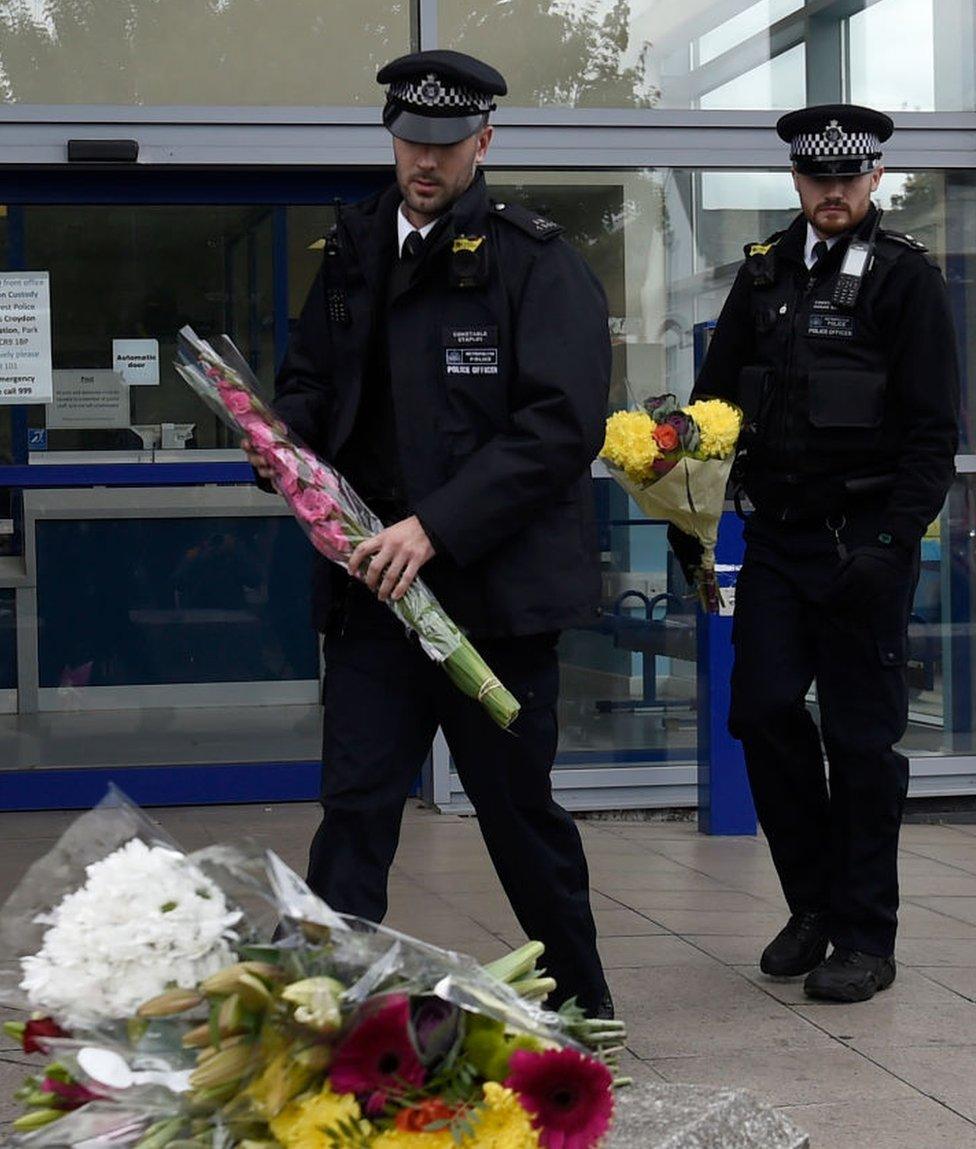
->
[442, 0, 976, 111]
[0, 0, 409, 105]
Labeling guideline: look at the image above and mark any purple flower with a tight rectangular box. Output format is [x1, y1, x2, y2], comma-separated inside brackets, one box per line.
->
[409, 996, 462, 1067]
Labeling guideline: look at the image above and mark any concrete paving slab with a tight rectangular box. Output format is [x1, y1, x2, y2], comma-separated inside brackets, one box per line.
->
[908, 894, 976, 924]
[647, 1045, 918, 1108]
[625, 1002, 833, 1060]
[793, 999, 976, 1049]
[861, 1045, 976, 1123]
[913, 965, 976, 999]
[600, 934, 719, 969]
[606, 889, 775, 913]
[895, 902, 976, 938]
[777, 1096, 976, 1149]
[894, 937, 976, 966]
[681, 934, 770, 966]
[637, 909, 790, 937]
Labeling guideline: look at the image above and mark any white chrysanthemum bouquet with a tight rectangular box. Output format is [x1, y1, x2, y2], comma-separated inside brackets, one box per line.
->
[20, 838, 240, 1029]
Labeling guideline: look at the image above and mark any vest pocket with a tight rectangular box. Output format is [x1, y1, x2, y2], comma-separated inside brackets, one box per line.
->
[808, 369, 885, 429]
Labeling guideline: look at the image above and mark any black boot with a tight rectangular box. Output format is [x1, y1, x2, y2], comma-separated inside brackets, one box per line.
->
[760, 910, 829, 977]
[593, 990, 615, 1020]
[804, 947, 896, 1002]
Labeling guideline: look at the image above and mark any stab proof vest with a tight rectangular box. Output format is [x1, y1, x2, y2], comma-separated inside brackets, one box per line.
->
[735, 230, 924, 513]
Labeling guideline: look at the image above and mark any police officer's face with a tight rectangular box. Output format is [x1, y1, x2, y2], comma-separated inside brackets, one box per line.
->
[793, 167, 884, 236]
[394, 125, 493, 226]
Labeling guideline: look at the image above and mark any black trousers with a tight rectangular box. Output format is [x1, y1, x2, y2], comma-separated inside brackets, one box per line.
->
[729, 509, 919, 956]
[307, 586, 608, 1014]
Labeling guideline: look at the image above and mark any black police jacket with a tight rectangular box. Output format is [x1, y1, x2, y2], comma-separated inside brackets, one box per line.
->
[694, 205, 959, 543]
[272, 172, 611, 637]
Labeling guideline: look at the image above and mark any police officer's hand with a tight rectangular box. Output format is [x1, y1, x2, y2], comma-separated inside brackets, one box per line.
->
[667, 524, 704, 588]
[348, 516, 436, 603]
[241, 437, 275, 480]
[824, 543, 914, 614]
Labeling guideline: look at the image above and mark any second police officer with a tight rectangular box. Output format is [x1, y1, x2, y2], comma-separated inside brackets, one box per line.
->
[670, 105, 959, 1001]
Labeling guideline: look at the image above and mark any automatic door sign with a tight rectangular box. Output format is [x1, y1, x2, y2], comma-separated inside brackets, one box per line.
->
[0, 271, 53, 403]
[113, 338, 160, 386]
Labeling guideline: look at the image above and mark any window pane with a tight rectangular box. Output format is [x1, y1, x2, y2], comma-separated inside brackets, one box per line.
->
[698, 0, 802, 65]
[699, 41, 805, 110]
[16, 204, 278, 452]
[849, 0, 975, 112]
[0, 1, 409, 105]
[442, 1, 976, 111]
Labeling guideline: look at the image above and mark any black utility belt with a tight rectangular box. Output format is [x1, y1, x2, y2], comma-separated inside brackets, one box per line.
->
[746, 473, 895, 526]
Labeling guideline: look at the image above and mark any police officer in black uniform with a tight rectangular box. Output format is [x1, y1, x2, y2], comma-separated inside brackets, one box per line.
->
[670, 105, 959, 1001]
[246, 50, 613, 1017]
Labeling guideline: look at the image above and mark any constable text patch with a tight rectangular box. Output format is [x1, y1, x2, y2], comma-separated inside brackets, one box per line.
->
[443, 326, 499, 375]
[807, 313, 854, 338]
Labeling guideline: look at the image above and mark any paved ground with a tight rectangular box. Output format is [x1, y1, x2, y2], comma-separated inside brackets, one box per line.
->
[3, 802, 976, 1147]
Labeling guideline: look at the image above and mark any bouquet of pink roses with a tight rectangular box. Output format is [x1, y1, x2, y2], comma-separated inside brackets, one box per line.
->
[174, 328, 520, 730]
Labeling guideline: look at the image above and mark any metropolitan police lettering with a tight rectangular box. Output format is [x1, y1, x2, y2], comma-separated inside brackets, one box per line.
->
[443, 326, 499, 375]
[807, 301, 854, 338]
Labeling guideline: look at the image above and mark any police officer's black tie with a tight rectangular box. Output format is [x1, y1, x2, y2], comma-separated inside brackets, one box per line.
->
[402, 229, 425, 261]
[391, 229, 425, 295]
[811, 239, 829, 269]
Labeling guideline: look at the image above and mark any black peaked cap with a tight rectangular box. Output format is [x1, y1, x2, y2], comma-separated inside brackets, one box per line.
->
[776, 104, 893, 145]
[377, 50, 507, 97]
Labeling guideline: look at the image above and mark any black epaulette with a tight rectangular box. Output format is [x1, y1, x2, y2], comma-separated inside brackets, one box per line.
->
[490, 200, 564, 241]
[742, 230, 785, 261]
[879, 228, 928, 253]
[742, 230, 784, 286]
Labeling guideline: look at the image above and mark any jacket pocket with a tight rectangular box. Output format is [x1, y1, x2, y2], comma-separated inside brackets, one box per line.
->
[808, 369, 885, 429]
[876, 636, 907, 668]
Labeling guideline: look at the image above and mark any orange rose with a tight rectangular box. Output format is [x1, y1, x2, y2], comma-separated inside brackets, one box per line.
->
[652, 422, 680, 452]
[395, 1099, 459, 1131]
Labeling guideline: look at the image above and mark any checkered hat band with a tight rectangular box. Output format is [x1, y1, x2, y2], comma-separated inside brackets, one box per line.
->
[791, 130, 881, 158]
[388, 74, 494, 115]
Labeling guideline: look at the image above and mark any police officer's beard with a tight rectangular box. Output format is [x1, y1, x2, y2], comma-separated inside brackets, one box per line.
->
[814, 200, 853, 236]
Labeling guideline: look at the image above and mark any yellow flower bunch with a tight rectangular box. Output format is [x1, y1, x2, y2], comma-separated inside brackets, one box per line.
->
[371, 1084, 539, 1149]
[468, 1083, 541, 1149]
[600, 410, 660, 482]
[682, 399, 741, 459]
[269, 1085, 364, 1148]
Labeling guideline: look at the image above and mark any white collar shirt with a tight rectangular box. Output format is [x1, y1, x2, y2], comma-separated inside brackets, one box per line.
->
[397, 205, 439, 255]
[804, 222, 841, 269]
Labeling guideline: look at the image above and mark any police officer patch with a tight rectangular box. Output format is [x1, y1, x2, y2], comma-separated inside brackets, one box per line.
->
[807, 313, 854, 338]
[443, 326, 500, 375]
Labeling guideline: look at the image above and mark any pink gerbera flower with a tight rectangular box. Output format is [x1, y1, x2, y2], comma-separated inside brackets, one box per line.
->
[505, 1048, 614, 1149]
[329, 994, 425, 1115]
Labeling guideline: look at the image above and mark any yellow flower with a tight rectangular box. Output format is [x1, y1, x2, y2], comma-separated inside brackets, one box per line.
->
[600, 410, 660, 482]
[269, 1085, 365, 1148]
[682, 399, 741, 459]
[371, 1085, 539, 1149]
[467, 1084, 540, 1149]
[371, 1127, 455, 1148]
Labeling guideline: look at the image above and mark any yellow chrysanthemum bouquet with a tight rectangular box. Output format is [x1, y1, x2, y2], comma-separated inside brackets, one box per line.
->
[600, 394, 742, 612]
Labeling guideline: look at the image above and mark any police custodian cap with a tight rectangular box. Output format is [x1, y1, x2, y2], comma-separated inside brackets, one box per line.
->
[377, 49, 507, 145]
[776, 104, 894, 176]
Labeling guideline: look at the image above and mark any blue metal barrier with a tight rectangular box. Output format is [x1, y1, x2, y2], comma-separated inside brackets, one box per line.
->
[697, 511, 757, 835]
